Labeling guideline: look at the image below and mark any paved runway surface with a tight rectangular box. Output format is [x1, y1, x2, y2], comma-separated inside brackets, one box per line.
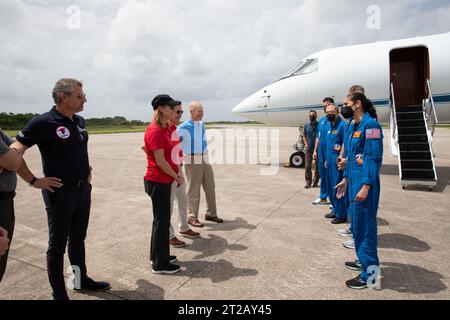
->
[1, 126, 449, 300]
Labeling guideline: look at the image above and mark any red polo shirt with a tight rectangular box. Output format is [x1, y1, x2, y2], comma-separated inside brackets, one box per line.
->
[144, 122, 179, 184]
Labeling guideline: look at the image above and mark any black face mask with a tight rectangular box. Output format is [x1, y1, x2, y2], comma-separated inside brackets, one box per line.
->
[341, 106, 355, 119]
[326, 114, 336, 122]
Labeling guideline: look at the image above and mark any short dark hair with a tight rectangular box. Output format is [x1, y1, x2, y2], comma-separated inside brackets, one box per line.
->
[309, 110, 317, 114]
[322, 97, 335, 104]
[349, 85, 365, 94]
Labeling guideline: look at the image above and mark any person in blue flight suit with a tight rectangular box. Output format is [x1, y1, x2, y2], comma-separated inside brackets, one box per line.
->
[323, 104, 347, 224]
[337, 85, 367, 241]
[336, 92, 383, 290]
[312, 97, 335, 206]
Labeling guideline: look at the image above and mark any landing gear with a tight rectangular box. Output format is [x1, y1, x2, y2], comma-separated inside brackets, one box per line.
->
[289, 151, 305, 168]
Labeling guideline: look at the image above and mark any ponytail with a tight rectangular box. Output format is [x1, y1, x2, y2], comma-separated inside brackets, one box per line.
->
[367, 99, 378, 120]
[347, 92, 377, 119]
[153, 110, 163, 127]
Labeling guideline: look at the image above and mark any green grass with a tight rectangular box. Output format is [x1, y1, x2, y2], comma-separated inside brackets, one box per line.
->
[4, 126, 148, 137]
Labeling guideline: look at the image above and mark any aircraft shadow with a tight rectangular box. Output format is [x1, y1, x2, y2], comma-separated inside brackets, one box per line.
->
[381, 262, 447, 294]
[378, 233, 430, 252]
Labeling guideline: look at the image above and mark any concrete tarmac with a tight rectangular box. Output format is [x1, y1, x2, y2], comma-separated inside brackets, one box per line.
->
[0, 126, 449, 300]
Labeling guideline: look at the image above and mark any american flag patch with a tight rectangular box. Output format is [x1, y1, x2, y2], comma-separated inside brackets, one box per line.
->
[366, 128, 381, 139]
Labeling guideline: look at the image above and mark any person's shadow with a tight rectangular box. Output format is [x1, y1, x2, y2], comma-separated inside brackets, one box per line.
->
[73, 279, 165, 300]
[182, 234, 248, 260]
[378, 233, 430, 252]
[204, 217, 257, 232]
[377, 217, 390, 226]
[175, 259, 258, 283]
[381, 262, 447, 294]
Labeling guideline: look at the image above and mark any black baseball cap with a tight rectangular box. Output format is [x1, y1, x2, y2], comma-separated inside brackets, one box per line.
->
[151, 94, 182, 110]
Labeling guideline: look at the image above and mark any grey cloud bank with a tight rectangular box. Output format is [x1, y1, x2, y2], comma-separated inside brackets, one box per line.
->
[1, 0, 449, 122]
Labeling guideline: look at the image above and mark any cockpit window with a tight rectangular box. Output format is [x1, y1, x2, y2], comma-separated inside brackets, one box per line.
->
[279, 58, 319, 81]
[293, 58, 318, 75]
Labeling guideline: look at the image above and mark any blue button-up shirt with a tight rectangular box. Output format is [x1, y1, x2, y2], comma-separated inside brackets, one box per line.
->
[303, 121, 318, 152]
[177, 119, 208, 155]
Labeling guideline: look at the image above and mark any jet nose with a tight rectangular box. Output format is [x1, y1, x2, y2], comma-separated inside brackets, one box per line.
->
[232, 101, 246, 116]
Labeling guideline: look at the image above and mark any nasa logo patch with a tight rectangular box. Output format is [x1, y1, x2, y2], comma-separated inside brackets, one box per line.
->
[355, 154, 364, 165]
[56, 126, 70, 139]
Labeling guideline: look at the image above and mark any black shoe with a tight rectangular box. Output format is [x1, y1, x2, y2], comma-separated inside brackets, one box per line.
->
[74, 277, 111, 292]
[325, 212, 336, 219]
[345, 260, 362, 272]
[152, 263, 181, 275]
[304, 184, 312, 189]
[312, 183, 319, 188]
[346, 275, 367, 290]
[151, 255, 177, 265]
[331, 218, 348, 224]
[52, 293, 70, 300]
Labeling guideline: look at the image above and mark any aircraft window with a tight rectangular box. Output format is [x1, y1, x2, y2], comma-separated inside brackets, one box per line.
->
[293, 58, 318, 75]
[285, 59, 306, 76]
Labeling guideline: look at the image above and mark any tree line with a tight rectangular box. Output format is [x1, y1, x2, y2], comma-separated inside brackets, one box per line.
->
[0, 113, 262, 130]
[0, 113, 147, 130]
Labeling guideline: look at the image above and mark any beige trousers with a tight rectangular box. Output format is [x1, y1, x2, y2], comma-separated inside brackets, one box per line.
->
[169, 170, 190, 239]
[184, 161, 217, 220]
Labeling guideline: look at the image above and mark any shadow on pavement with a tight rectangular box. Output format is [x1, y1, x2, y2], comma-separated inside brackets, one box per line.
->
[381, 262, 447, 294]
[378, 233, 430, 252]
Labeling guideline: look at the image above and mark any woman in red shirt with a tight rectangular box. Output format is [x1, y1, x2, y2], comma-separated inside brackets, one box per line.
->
[144, 94, 183, 274]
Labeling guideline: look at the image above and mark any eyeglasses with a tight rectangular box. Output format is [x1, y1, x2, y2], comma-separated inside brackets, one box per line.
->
[176, 110, 184, 115]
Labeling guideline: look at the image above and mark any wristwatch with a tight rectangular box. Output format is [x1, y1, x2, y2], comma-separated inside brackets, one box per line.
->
[29, 177, 38, 187]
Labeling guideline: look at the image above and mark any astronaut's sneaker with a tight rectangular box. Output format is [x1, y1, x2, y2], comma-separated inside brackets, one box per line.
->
[346, 275, 367, 290]
[345, 260, 362, 271]
[313, 198, 330, 205]
[338, 229, 353, 237]
[343, 239, 355, 249]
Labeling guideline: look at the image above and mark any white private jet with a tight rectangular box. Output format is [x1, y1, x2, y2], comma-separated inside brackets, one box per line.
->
[233, 32, 450, 190]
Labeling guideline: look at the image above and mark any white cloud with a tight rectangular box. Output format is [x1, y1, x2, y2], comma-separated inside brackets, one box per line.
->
[0, 0, 449, 121]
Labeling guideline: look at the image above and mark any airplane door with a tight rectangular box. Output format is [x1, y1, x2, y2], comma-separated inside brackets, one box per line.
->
[390, 46, 430, 107]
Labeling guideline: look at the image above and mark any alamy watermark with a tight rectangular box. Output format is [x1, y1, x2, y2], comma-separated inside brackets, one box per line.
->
[172, 128, 280, 176]
[66, 5, 81, 30]
[367, 5, 382, 30]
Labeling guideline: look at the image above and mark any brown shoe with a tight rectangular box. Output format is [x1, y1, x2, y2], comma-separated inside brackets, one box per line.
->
[179, 229, 201, 238]
[188, 220, 204, 228]
[205, 215, 224, 223]
[169, 237, 187, 248]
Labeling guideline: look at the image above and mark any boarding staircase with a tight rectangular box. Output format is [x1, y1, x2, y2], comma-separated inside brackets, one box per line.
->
[389, 80, 438, 190]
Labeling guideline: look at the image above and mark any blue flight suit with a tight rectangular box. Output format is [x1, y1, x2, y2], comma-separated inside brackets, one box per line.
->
[344, 112, 383, 282]
[317, 116, 329, 200]
[325, 117, 347, 220]
[343, 119, 355, 221]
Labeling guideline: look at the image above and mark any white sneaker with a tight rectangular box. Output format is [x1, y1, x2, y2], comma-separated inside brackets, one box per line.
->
[312, 198, 330, 205]
[343, 239, 355, 249]
[338, 229, 353, 237]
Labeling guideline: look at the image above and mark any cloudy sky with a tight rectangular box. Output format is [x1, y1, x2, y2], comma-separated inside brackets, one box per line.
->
[0, 0, 449, 122]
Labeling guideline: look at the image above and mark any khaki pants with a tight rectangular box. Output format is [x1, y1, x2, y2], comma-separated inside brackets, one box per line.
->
[184, 161, 217, 220]
[169, 170, 190, 239]
[305, 150, 319, 186]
